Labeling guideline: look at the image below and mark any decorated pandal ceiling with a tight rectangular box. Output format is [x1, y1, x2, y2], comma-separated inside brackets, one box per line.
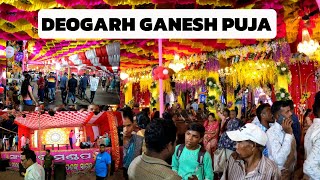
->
[0, 0, 319, 70]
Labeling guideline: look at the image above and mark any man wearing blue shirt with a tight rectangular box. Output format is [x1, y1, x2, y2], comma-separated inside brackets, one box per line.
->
[92, 144, 112, 180]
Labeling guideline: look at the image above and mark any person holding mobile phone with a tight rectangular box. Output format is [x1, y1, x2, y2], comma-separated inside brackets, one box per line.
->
[266, 101, 296, 180]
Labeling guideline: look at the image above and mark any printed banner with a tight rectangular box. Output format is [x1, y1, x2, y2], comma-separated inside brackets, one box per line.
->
[38, 9, 277, 39]
[0, 148, 110, 173]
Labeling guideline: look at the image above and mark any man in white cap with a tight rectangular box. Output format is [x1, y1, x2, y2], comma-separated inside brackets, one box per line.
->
[221, 123, 280, 180]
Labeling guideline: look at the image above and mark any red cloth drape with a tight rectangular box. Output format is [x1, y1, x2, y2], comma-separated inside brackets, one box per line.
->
[132, 83, 151, 107]
[289, 62, 317, 109]
[18, 125, 31, 150]
[85, 125, 95, 142]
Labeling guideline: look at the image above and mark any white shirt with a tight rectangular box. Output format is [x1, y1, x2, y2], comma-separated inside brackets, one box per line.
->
[191, 102, 198, 112]
[25, 163, 45, 180]
[90, 77, 99, 91]
[266, 122, 294, 170]
[304, 118, 320, 180]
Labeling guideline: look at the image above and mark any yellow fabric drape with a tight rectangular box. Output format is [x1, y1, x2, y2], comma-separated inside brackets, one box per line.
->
[125, 82, 133, 106]
[163, 79, 172, 93]
[177, 92, 184, 110]
[0, 0, 61, 11]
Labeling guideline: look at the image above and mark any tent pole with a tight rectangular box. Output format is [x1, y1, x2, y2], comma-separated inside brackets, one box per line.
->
[158, 39, 164, 118]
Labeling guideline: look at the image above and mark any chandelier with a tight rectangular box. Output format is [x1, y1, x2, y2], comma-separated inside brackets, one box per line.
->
[120, 72, 129, 80]
[218, 67, 234, 77]
[168, 54, 185, 73]
[169, 63, 185, 72]
[297, 28, 319, 56]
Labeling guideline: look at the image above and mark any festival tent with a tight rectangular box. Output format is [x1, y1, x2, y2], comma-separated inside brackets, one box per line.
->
[14, 110, 122, 170]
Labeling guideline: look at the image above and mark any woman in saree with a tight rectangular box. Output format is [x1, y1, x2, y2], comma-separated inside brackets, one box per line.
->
[203, 113, 220, 156]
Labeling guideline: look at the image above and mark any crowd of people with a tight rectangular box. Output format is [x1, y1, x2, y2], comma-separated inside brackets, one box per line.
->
[122, 91, 320, 180]
[6, 71, 119, 107]
[18, 144, 112, 180]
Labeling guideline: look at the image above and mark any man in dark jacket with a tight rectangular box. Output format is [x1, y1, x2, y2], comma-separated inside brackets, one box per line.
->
[80, 73, 88, 100]
[67, 74, 78, 104]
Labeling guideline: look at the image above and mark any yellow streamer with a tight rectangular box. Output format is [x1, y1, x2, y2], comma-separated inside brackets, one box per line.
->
[124, 82, 133, 105]
[226, 60, 276, 88]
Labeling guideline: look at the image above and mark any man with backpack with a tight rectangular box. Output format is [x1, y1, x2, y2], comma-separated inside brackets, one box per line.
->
[172, 123, 214, 180]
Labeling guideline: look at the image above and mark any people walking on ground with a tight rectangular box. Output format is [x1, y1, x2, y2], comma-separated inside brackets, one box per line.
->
[37, 72, 45, 104]
[67, 74, 77, 104]
[60, 72, 68, 105]
[90, 74, 99, 104]
[80, 73, 89, 101]
[21, 74, 38, 106]
[47, 72, 56, 103]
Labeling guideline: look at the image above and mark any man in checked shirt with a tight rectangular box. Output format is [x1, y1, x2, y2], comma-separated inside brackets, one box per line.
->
[221, 123, 280, 180]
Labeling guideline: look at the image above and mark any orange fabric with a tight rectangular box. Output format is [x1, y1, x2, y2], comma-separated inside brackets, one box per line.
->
[106, 112, 121, 171]
[85, 125, 95, 143]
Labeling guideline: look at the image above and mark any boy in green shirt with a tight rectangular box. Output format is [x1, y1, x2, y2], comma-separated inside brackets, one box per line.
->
[172, 123, 214, 180]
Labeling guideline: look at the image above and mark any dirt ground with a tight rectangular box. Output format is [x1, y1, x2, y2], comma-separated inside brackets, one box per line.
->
[0, 169, 124, 180]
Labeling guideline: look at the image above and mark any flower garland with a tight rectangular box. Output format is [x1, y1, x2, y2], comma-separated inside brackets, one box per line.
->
[206, 77, 220, 91]
[276, 88, 291, 101]
[235, 88, 245, 103]
[205, 54, 220, 71]
[150, 81, 157, 89]
[300, 92, 311, 104]
[277, 62, 289, 75]
[139, 75, 152, 92]
[174, 69, 207, 92]
[225, 60, 277, 88]
[150, 97, 157, 107]
[207, 95, 216, 108]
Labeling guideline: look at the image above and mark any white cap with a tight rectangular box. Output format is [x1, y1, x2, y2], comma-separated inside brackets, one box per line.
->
[226, 123, 268, 146]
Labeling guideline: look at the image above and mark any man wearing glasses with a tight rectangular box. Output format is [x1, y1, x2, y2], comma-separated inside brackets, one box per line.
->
[21, 149, 45, 180]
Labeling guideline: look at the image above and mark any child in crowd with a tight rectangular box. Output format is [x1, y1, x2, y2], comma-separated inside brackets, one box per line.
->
[172, 123, 214, 180]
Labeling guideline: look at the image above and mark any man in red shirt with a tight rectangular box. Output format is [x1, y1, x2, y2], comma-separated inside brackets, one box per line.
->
[37, 72, 45, 103]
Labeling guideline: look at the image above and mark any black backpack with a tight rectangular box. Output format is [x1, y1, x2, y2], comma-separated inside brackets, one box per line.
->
[176, 144, 206, 179]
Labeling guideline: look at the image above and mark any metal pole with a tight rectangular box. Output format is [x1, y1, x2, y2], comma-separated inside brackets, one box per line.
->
[38, 113, 41, 164]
